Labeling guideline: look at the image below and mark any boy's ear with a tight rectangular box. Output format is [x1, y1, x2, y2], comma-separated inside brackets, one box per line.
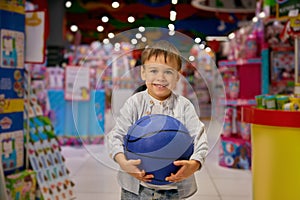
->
[141, 66, 146, 80]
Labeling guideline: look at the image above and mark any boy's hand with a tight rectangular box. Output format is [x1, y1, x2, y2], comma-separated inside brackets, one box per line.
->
[165, 160, 201, 183]
[115, 153, 154, 182]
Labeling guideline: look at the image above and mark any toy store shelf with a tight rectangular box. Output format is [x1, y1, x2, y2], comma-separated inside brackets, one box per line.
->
[219, 98, 256, 106]
[242, 106, 300, 128]
[218, 58, 261, 67]
[241, 106, 300, 200]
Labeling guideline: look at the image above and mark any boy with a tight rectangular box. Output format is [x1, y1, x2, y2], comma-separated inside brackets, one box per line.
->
[107, 40, 208, 199]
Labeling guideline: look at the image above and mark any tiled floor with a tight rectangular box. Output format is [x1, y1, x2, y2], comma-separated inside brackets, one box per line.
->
[61, 140, 252, 200]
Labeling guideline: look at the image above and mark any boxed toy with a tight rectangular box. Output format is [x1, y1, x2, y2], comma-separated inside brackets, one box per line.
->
[219, 135, 251, 170]
[6, 169, 36, 200]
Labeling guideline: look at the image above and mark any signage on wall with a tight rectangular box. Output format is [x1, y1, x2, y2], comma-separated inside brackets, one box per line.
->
[0, 29, 24, 69]
[25, 10, 46, 64]
[64, 66, 90, 101]
[276, 0, 300, 19]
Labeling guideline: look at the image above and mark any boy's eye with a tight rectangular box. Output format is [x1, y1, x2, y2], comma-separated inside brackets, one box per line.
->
[165, 70, 174, 75]
[150, 69, 158, 73]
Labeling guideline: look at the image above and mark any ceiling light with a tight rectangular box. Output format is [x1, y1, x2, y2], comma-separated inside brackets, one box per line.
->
[228, 32, 235, 40]
[114, 43, 120, 51]
[259, 11, 266, 18]
[199, 44, 205, 49]
[115, 43, 121, 48]
[169, 30, 175, 36]
[70, 25, 78, 32]
[195, 37, 201, 43]
[252, 16, 258, 23]
[103, 38, 110, 44]
[128, 16, 135, 23]
[141, 37, 147, 42]
[65, 1, 72, 8]
[172, 0, 178, 5]
[112, 1, 120, 9]
[205, 47, 212, 52]
[131, 38, 137, 45]
[138, 26, 145, 32]
[168, 24, 175, 31]
[170, 10, 176, 21]
[97, 25, 104, 32]
[135, 33, 142, 39]
[108, 33, 115, 39]
[189, 56, 195, 62]
[102, 16, 109, 23]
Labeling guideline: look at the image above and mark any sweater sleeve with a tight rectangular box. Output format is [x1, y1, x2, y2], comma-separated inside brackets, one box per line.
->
[183, 100, 208, 166]
[106, 97, 136, 161]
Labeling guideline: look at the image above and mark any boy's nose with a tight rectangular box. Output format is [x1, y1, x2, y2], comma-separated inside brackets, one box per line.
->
[156, 71, 165, 79]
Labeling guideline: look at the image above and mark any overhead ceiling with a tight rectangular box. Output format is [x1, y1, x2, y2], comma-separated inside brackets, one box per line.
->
[65, 0, 256, 44]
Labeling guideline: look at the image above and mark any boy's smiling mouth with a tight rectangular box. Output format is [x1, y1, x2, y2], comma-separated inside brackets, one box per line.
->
[152, 83, 168, 88]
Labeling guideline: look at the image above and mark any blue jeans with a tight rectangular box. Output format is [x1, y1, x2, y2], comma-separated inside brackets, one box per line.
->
[121, 185, 180, 200]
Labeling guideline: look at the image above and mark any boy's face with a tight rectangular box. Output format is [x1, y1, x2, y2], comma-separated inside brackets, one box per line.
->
[141, 54, 179, 101]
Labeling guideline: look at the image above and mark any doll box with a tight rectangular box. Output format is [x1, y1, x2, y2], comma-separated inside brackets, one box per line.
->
[6, 169, 36, 200]
[219, 134, 251, 170]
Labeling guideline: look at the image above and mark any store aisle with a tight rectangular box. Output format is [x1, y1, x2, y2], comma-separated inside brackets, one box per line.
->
[61, 140, 252, 200]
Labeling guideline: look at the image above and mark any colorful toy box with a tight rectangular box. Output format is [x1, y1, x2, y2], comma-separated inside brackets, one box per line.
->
[219, 135, 251, 170]
[6, 169, 36, 200]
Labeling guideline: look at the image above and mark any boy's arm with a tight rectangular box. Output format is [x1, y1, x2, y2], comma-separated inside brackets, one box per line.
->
[184, 102, 209, 168]
[106, 99, 135, 161]
[190, 125, 208, 169]
[165, 100, 208, 183]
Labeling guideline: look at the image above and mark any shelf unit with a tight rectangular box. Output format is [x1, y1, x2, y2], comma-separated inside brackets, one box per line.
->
[217, 58, 261, 170]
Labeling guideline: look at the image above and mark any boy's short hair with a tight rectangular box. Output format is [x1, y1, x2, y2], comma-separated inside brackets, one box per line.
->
[141, 40, 182, 71]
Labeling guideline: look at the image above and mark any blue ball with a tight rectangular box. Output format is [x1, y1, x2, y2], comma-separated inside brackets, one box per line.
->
[124, 114, 194, 185]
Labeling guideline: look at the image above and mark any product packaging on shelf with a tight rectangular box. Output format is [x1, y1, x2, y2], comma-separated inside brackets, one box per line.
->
[219, 135, 251, 170]
[228, 76, 240, 99]
[6, 169, 36, 200]
[255, 94, 300, 111]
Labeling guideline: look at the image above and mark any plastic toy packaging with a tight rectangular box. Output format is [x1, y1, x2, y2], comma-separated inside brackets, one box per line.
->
[223, 107, 233, 137]
[264, 95, 276, 109]
[6, 170, 36, 200]
[255, 94, 300, 111]
[283, 96, 300, 111]
[228, 76, 239, 99]
[244, 33, 258, 58]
